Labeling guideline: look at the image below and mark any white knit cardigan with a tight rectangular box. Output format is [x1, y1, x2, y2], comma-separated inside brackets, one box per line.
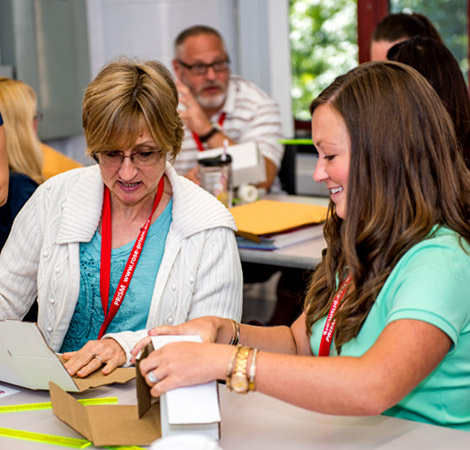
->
[0, 163, 242, 363]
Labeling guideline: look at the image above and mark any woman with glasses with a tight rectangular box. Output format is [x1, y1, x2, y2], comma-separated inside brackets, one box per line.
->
[0, 59, 242, 377]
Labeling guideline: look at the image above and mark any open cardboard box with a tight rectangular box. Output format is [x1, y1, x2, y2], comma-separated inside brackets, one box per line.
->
[50, 337, 221, 447]
[0, 320, 135, 391]
[197, 141, 266, 187]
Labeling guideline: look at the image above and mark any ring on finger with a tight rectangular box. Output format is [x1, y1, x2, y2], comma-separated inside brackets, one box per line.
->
[147, 372, 158, 384]
[93, 354, 103, 364]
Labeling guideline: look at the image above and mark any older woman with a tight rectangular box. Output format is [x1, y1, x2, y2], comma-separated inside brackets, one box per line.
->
[136, 62, 470, 431]
[0, 59, 242, 377]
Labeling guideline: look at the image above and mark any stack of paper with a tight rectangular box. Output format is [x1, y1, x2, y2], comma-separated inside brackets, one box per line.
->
[230, 199, 327, 250]
[236, 224, 323, 250]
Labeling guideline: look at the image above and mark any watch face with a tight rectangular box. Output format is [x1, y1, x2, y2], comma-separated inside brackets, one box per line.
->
[231, 373, 248, 393]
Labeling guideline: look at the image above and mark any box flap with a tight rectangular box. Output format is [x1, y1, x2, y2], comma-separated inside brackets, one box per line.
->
[0, 320, 135, 391]
[73, 366, 136, 391]
[136, 342, 158, 418]
[50, 381, 161, 446]
[49, 382, 93, 440]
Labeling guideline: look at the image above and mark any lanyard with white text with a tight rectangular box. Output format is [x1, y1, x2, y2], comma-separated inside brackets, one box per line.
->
[192, 112, 226, 151]
[318, 274, 352, 356]
[97, 176, 165, 339]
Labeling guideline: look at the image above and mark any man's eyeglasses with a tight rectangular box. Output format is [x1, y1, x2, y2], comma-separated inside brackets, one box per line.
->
[34, 112, 43, 122]
[98, 150, 162, 168]
[177, 59, 230, 76]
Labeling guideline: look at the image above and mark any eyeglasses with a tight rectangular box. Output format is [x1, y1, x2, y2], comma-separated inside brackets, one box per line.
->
[177, 58, 230, 76]
[34, 112, 43, 122]
[98, 150, 162, 168]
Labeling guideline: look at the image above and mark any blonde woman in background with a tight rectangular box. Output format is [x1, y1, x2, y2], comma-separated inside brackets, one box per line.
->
[0, 106, 37, 250]
[0, 77, 81, 183]
[0, 113, 9, 205]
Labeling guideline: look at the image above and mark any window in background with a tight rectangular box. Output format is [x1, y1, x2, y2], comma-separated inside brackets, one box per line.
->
[390, 0, 468, 80]
[289, 0, 357, 130]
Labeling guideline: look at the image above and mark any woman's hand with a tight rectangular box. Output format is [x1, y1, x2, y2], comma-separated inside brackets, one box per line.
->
[139, 341, 232, 397]
[130, 316, 232, 363]
[62, 338, 126, 377]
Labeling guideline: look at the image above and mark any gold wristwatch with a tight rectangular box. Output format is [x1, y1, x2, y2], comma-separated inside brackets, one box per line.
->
[230, 346, 251, 394]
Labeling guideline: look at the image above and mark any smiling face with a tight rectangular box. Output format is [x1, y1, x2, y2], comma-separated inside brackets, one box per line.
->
[98, 124, 166, 209]
[312, 103, 351, 219]
[174, 33, 230, 111]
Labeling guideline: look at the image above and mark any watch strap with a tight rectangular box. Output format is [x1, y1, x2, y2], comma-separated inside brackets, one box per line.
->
[230, 346, 251, 394]
[199, 126, 220, 142]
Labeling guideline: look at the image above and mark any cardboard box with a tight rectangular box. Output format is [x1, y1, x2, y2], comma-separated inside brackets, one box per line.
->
[197, 141, 266, 187]
[51, 338, 221, 446]
[0, 320, 135, 391]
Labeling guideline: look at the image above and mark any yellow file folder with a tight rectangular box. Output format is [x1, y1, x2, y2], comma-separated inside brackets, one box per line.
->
[230, 199, 327, 242]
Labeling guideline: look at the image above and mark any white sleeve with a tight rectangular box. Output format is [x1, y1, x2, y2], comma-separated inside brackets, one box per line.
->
[0, 189, 42, 319]
[239, 98, 284, 169]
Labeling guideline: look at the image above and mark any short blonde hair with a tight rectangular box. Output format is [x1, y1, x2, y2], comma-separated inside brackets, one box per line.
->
[83, 59, 184, 162]
[0, 78, 44, 184]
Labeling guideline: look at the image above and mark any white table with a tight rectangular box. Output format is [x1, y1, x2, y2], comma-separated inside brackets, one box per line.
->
[0, 380, 468, 449]
[237, 195, 329, 270]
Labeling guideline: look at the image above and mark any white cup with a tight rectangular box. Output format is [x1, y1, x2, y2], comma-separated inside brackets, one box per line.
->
[150, 434, 223, 450]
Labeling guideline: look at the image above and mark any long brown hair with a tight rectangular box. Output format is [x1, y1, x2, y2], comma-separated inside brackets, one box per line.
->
[305, 61, 470, 352]
[388, 37, 470, 170]
[372, 13, 443, 43]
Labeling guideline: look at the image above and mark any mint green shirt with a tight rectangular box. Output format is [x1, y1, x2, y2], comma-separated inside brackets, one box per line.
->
[310, 227, 470, 430]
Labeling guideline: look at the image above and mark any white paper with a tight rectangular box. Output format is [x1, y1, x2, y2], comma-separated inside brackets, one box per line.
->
[0, 383, 19, 399]
[150, 335, 221, 425]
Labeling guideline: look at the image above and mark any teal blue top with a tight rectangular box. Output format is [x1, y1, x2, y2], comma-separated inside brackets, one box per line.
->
[61, 199, 173, 352]
[310, 227, 470, 430]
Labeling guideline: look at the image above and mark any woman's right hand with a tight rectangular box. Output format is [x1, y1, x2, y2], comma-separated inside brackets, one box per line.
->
[130, 316, 233, 363]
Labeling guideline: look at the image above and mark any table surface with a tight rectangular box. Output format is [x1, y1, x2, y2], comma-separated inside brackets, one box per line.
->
[237, 195, 329, 270]
[0, 379, 468, 450]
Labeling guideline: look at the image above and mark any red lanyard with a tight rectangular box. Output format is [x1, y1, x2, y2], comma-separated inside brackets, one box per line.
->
[192, 112, 226, 151]
[97, 176, 165, 339]
[318, 274, 352, 356]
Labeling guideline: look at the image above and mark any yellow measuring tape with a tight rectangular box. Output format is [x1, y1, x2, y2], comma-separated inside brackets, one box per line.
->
[0, 397, 118, 413]
[0, 427, 91, 448]
[0, 397, 145, 448]
[0, 428, 145, 449]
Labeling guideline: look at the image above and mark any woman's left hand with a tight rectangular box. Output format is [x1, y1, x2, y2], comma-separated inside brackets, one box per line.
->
[139, 341, 232, 397]
[62, 338, 127, 377]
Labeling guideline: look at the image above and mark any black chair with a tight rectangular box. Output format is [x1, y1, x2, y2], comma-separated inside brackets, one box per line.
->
[278, 144, 297, 195]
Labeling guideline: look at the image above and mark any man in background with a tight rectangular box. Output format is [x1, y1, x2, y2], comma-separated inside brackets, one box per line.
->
[172, 25, 284, 191]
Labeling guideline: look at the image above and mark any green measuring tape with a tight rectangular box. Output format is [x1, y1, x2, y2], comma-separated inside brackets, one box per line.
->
[0, 397, 118, 413]
[0, 427, 91, 448]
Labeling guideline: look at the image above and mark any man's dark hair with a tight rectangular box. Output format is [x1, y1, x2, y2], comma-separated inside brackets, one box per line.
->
[174, 25, 223, 50]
